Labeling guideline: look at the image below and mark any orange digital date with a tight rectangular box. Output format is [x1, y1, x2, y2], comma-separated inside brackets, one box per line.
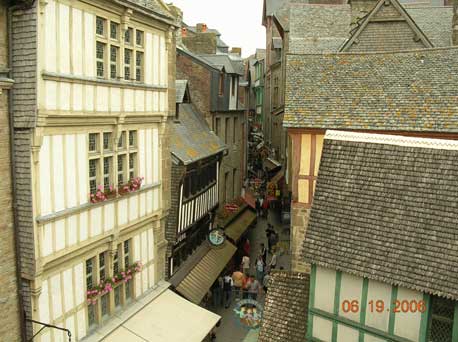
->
[341, 299, 426, 313]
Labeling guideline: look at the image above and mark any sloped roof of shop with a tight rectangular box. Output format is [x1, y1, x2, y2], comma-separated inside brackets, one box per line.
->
[171, 103, 226, 165]
[304, 130, 458, 301]
[200, 54, 245, 75]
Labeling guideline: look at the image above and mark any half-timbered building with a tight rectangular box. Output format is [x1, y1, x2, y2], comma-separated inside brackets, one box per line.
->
[166, 81, 237, 305]
[284, 0, 456, 273]
[5, 0, 194, 340]
[304, 130, 458, 341]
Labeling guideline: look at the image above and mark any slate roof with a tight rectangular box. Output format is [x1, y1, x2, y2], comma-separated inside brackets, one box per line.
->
[303, 130, 458, 300]
[126, 0, 173, 19]
[405, 6, 453, 47]
[284, 47, 458, 131]
[171, 103, 226, 165]
[288, 4, 352, 54]
[258, 272, 309, 342]
[175, 80, 188, 104]
[200, 54, 245, 75]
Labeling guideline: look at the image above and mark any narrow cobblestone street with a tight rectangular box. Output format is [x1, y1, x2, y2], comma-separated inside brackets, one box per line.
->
[207, 208, 291, 342]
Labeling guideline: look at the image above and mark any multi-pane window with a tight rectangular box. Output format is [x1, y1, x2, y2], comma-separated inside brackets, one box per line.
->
[117, 155, 125, 186]
[125, 27, 133, 45]
[89, 159, 98, 194]
[86, 258, 96, 327]
[129, 131, 136, 147]
[103, 132, 112, 151]
[124, 49, 132, 80]
[428, 296, 454, 341]
[89, 133, 99, 152]
[110, 46, 118, 79]
[118, 131, 126, 149]
[136, 30, 144, 46]
[96, 17, 106, 36]
[110, 22, 119, 40]
[96, 42, 105, 78]
[95, 19, 143, 82]
[85, 241, 134, 327]
[136, 52, 143, 82]
[103, 157, 112, 191]
[129, 153, 136, 180]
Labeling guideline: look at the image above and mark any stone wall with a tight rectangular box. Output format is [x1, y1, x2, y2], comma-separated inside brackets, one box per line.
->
[290, 203, 311, 274]
[0, 4, 23, 341]
[177, 51, 212, 124]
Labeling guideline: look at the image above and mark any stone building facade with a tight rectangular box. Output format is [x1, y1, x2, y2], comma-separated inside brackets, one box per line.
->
[8, 0, 177, 340]
[0, 2, 22, 341]
[177, 29, 246, 205]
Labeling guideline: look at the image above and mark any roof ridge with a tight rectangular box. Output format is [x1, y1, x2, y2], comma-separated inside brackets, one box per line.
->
[325, 130, 458, 150]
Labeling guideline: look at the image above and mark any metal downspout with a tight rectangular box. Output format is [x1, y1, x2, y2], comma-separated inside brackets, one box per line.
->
[8, 4, 27, 341]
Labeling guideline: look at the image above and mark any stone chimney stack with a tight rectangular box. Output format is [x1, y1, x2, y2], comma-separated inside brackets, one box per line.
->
[196, 23, 208, 33]
[453, 0, 458, 45]
[230, 47, 242, 57]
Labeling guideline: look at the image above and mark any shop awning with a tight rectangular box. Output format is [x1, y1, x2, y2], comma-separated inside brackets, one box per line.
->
[103, 289, 220, 342]
[225, 209, 256, 243]
[175, 241, 237, 304]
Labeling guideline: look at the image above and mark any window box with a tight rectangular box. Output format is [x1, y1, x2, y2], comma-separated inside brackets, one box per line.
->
[90, 176, 144, 203]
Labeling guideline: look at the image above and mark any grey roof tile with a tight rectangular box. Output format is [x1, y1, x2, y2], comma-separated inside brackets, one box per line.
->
[258, 272, 309, 342]
[126, 0, 173, 19]
[171, 104, 226, 165]
[303, 132, 458, 300]
[284, 47, 458, 131]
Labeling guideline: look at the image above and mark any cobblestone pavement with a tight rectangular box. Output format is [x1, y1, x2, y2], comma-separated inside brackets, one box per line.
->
[208, 208, 291, 342]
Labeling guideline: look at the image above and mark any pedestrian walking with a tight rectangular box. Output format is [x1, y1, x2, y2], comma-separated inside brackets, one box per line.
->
[232, 269, 245, 300]
[266, 225, 275, 253]
[211, 276, 223, 308]
[262, 196, 269, 218]
[255, 255, 264, 283]
[263, 272, 271, 293]
[243, 238, 251, 256]
[260, 243, 267, 265]
[248, 275, 260, 301]
[223, 273, 233, 308]
[269, 252, 278, 270]
[268, 230, 278, 254]
[255, 197, 261, 217]
[241, 255, 250, 276]
[259, 197, 264, 218]
[243, 275, 252, 299]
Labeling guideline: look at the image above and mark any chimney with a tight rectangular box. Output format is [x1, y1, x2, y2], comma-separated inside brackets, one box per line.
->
[453, 0, 458, 45]
[196, 23, 208, 33]
[181, 27, 187, 38]
[230, 47, 242, 56]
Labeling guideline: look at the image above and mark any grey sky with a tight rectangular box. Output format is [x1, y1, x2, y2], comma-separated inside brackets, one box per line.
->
[169, 0, 266, 57]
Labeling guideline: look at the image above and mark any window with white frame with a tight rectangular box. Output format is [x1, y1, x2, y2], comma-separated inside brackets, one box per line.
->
[87, 131, 138, 197]
[95, 17, 144, 82]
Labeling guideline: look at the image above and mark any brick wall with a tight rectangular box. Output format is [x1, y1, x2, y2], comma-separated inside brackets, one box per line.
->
[290, 203, 311, 274]
[177, 52, 212, 124]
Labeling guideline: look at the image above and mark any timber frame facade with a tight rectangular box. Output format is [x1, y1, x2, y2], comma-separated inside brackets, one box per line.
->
[8, 0, 177, 340]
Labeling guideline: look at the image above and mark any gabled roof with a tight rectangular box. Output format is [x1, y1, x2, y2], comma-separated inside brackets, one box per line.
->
[284, 47, 458, 131]
[304, 130, 458, 300]
[405, 6, 453, 47]
[171, 104, 226, 165]
[340, 0, 433, 52]
[177, 47, 220, 72]
[288, 4, 352, 54]
[200, 54, 245, 75]
[258, 272, 309, 342]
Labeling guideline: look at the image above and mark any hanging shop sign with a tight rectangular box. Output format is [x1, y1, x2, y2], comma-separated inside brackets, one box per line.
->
[208, 228, 226, 248]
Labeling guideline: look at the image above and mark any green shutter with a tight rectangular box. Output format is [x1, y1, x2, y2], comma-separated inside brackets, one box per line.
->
[307, 264, 317, 339]
[419, 293, 431, 342]
[388, 286, 398, 334]
[359, 278, 369, 342]
[332, 271, 342, 341]
[452, 302, 458, 342]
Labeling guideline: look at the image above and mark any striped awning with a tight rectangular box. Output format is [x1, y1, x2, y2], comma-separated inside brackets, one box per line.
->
[225, 209, 256, 243]
[175, 241, 237, 304]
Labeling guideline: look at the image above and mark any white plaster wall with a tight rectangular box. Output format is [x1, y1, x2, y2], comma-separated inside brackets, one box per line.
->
[229, 76, 238, 110]
[313, 316, 333, 341]
[37, 263, 87, 341]
[393, 287, 423, 341]
[365, 279, 391, 332]
[339, 273, 363, 322]
[133, 228, 155, 298]
[337, 324, 359, 342]
[314, 266, 336, 313]
[365, 335, 387, 342]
